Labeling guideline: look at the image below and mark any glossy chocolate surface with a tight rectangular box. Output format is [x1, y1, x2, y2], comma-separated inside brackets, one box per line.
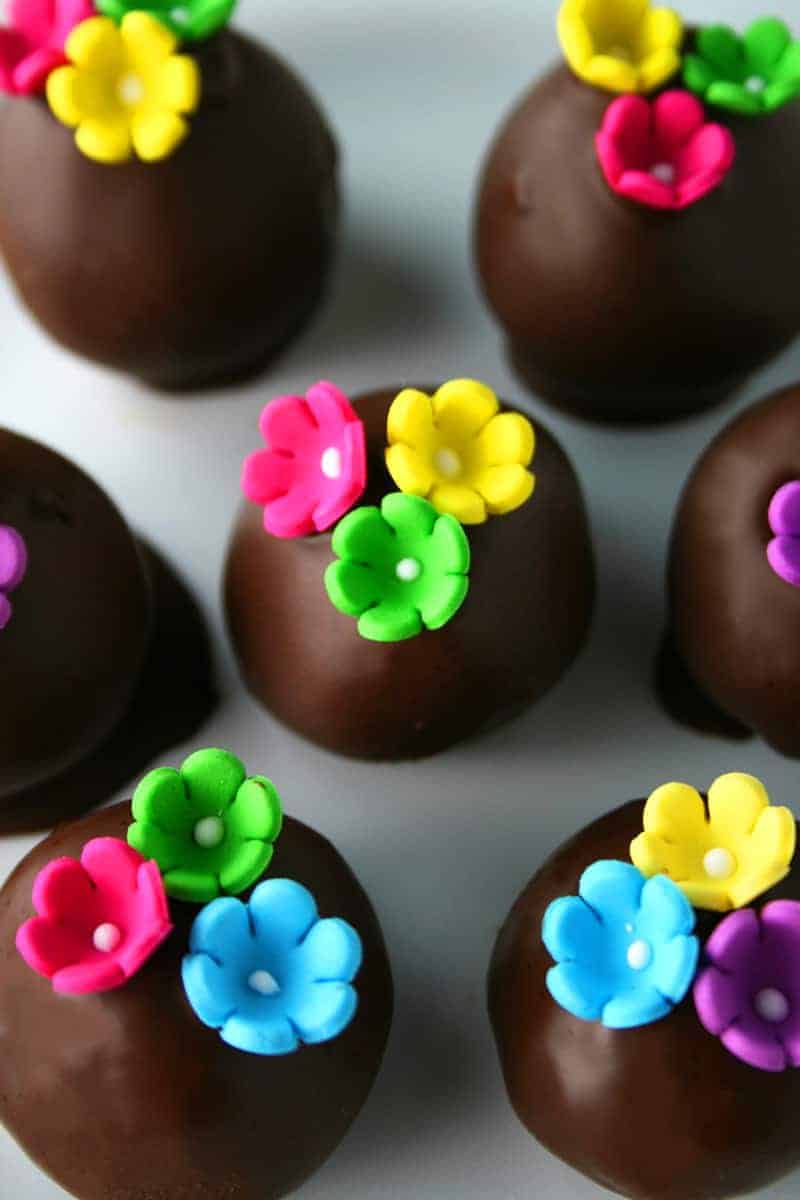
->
[475, 63, 800, 423]
[0, 430, 217, 831]
[0, 31, 338, 391]
[0, 801, 393, 1200]
[489, 800, 800, 1199]
[225, 387, 595, 759]
[666, 384, 800, 756]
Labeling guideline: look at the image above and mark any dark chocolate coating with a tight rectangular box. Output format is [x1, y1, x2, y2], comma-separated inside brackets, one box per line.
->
[0, 430, 217, 831]
[0, 31, 338, 391]
[225, 388, 594, 759]
[474, 63, 800, 423]
[489, 800, 800, 1199]
[0, 802, 393, 1200]
[666, 384, 800, 756]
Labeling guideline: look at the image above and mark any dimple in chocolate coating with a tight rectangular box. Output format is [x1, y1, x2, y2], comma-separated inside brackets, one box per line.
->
[0, 31, 338, 391]
[474, 63, 800, 423]
[0, 801, 393, 1200]
[489, 800, 800, 1199]
[224, 388, 595, 760]
[666, 384, 800, 757]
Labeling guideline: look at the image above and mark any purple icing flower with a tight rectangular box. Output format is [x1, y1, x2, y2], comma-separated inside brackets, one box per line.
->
[0, 525, 27, 630]
[694, 901, 800, 1072]
[767, 481, 800, 588]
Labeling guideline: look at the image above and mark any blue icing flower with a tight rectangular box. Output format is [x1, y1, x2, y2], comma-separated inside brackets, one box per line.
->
[182, 878, 363, 1055]
[542, 860, 699, 1029]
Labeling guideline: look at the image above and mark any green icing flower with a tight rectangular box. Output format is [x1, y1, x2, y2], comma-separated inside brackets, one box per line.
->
[128, 749, 283, 903]
[96, 0, 237, 40]
[684, 18, 800, 115]
[325, 493, 470, 643]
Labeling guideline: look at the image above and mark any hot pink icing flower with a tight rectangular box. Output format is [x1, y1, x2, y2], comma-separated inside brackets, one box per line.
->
[0, 0, 94, 96]
[0, 524, 27, 630]
[242, 381, 367, 539]
[16, 838, 173, 995]
[596, 90, 736, 211]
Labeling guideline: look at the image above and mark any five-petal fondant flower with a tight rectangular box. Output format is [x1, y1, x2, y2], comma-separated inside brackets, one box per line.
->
[630, 774, 796, 913]
[767, 481, 800, 588]
[596, 90, 736, 210]
[15, 838, 173, 995]
[684, 19, 800, 116]
[46, 13, 201, 164]
[558, 0, 683, 94]
[385, 380, 535, 526]
[0, 0, 93, 96]
[0, 524, 28, 631]
[542, 860, 699, 1028]
[324, 492, 470, 642]
[128, 748, 283, 903]
[242, 382, 367, 539]
[182, 878, 362, 1055]
[96, 0, 236, 41]
[694, 901, 800, 1072]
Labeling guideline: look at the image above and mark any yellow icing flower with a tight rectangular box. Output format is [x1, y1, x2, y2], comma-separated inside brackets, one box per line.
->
[558, 0, 683, 94]
[630, 774, 796, 912]
[385, 380, 535, 526]
[46, 13, 201, 164]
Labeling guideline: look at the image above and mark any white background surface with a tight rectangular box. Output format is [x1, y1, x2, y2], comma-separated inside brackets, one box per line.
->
[2, 1, 800, 1196]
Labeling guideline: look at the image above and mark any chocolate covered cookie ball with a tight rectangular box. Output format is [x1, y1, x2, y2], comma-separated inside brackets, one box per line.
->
[475, 5, 800, 423]
[490, 772, 800, 1198]
[0, 748, 393, 1200]
[225, 378, 594, 759]
[0, 7, 338, 390]
[0, 427, 215, 832]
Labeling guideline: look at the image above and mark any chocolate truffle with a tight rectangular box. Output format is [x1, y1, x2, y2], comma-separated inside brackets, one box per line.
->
[0, 792, 393, 1199]
[0, 427, 216, 832]
[490, 776, 800, 1199]
[662, 383, 800, 756]
[474, 15, 800, 423]
[0, 13, 338, 391]
[225, 381, 594, 760]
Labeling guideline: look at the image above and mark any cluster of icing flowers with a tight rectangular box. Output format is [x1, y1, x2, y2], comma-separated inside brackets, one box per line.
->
[0, 1, 240, 162]
[557, 1, 800, 211]
[542, 773, 800, 1072]
[16, 749, 364, 1057]
[242, 378, 537, 644]
[0, 524, 28, 630]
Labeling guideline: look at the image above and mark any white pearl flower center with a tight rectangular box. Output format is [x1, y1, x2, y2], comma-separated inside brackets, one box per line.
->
[193, 816, 225, 849]
[754, 987, 790, 1024]
[118, 73, 145, 107]
[650, 162, 676, 184]
[249, 970, 281, 996]
[434, 448, 462, 478]
[703, 848, 736, 880]
[320, 447, 342, 479]
[395, 557, 422, 583]
[93, 923, 121, 954]
[627, 940, 652, 971]
[171, 6, 190, 25]
[746, 75, 765, 93]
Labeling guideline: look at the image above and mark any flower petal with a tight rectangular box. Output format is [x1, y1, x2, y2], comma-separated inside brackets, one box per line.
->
[152, 54, 201, 114]
[637, 874, 696, 942]
[705, 80, 761, 116]
[325, 560, 383, 618]
[305, 380, 357, 444]
[46, 65, 92, 125]
[287, 980, 358, 1044]
[387, 388, 437, 453]
[417, 572, 469, 631]
[642, 781, 708, 842]
[65, 16, 123, 72]
[602, 984, 671, 1029]
[297, 917, 362, 982]
[181, 748, 247, 818]
[431, 379, 498, 439]
[31, 857, 94, 920]
[763, 78, 800, 112]
[772, 42, 800, 86]
[188, 894, 252, 961]
[75, 115, 133, 164]
[16, 917, 88, 979]
[130, 109, 190, 164]
[358, 598, 422, 642]
[221, 1012, 299, 1056]
[241, 448, 295, 507]
[721, 1015, 787, 1073]
[131, 766, 195, 834]
[636, 7, 683, 57]
[182, 952, 243, 1028]
[385, 443, 435, 496]
[262, 489, 319, 540]
[127, 822, 186, 875]
[121, 11, 178, 70]
[650, 934, 699, 1003]
[52, 958, 126, 996]
[683, 53, 717, 96]
[331, 506, 394, 568]
[225, 777, 283, 843]
[653, 89, 704, 150]
[218, 841, 274, 897]
[163, 867, 220, 904]
[583, 54, 639, 94]
[79, 837, 144, 897]
[427, 513, 470, 575]
[744, 17, 791, 74]
[546, 961, 608, 1023]
[260, 393, 317, 452]
[694, 964, 743, 1035]
[579, 860, 644, 925]
[428, 482, 487, 525]
[381, 491, 437, 541]
[542, 895, 603, 966]
[249, 879, 318, 949]
[707, 773, 769, 842]
[557, 8, 594, 72]
[473, 464, 535, 516]
[638, 47, 681, 94]
[728, 807, 796, 910]
[12, 47, 66, 96]
[475, 412, 535, 468]
[704, 908, 760, 972]
[696, 24, 746, 78]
